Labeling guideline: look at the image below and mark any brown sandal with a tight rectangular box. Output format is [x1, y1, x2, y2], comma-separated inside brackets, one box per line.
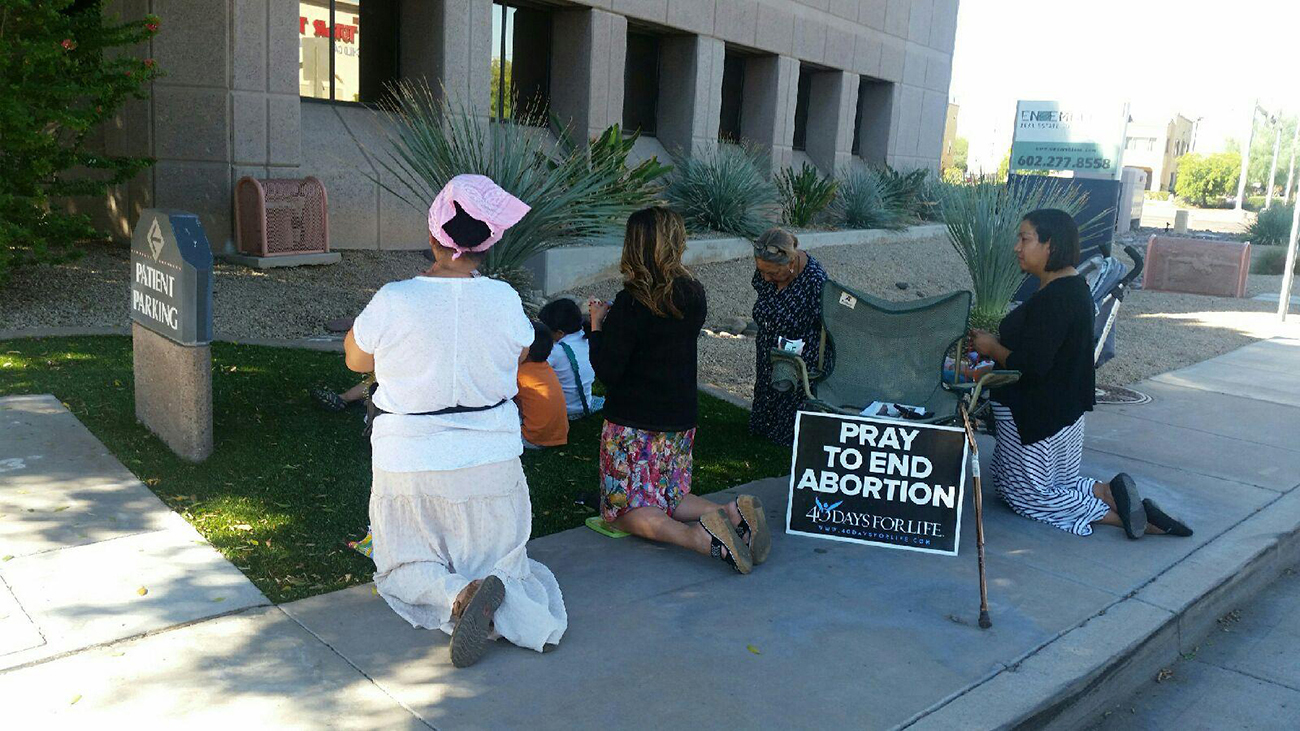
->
[735, 495, 771, 564]
[450, 575, 504, 668]
[700, 509, 752, 574]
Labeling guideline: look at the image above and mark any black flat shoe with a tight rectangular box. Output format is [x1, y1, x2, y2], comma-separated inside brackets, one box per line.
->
[1110, 473, 1146, 540]
[1143, 499, 1193, 537]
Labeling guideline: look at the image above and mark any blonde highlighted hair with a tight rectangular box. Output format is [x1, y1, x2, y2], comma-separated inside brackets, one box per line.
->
[620, 207, 693, 319]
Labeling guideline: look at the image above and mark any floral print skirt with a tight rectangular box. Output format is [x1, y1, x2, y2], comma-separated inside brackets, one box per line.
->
[598, 421, 696, 524]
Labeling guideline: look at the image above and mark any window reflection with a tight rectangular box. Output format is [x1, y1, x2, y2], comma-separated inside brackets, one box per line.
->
[491, 1, 551, 125]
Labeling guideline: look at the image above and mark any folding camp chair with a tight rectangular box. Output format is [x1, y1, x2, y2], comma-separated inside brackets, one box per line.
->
[769, 279, 1019, 629]
[769, 281, 1019, 424]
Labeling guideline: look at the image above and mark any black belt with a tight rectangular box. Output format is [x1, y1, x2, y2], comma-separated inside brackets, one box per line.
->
[371, 399, 508, 418]
[363, 381, 508, 437]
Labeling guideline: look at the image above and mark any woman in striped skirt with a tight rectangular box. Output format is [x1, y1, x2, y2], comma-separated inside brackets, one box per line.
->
[970, 209, 1192, 539]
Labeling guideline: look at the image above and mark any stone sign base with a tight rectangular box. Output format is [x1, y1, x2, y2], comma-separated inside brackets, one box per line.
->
[1144, 235, 1251, 298]
[133, 323, 213, 461]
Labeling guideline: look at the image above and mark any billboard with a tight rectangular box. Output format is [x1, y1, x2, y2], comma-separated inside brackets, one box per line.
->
[1011, 100, 1128, 180]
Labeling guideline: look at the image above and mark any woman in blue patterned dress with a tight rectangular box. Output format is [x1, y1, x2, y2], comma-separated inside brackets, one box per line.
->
[749, 228, 832, 446]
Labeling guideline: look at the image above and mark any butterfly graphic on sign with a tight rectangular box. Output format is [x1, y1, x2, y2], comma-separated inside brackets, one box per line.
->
[814, 497, 842, 513]
[147, 218, 165, 261]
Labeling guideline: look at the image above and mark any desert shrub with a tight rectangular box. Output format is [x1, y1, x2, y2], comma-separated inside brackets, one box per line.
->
[939, 177, 1100, 330]
[775, 164, 838, 227]
[371, 81, 667, 293]
[0, 1, 162, 285]
[663, 144, 778, 238]
[1144, 190, 1170, 201]
[1245, 203, 1294, 246]
[880, 165, 931, 223]
[1251, 247, 1300, 275]
[1175, 152, 1240, 207]
[830, 167, 907, 230]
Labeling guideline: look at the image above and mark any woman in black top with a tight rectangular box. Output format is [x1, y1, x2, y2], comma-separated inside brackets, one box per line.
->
[972, 209, 1191, 539]
[589, 207, 772, 574]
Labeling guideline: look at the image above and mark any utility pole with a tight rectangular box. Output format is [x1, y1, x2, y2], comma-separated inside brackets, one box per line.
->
[1236, 101, 1258, 211]
[1278, 191, 1299, 322]
[1285, 118, 1298, 204]
[1266, 120, 1282, 209]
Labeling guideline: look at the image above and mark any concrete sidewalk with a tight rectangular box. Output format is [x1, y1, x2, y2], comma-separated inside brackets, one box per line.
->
[3, 336, 1300, 728]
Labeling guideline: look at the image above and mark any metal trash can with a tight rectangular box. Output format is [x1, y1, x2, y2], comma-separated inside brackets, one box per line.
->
[234, 176, 330, 257]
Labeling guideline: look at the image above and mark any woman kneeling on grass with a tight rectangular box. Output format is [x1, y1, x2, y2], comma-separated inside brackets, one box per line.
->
[970, 208, 1192, 540]
[587, 207, 772, 574]
[344, 174, 566, 668]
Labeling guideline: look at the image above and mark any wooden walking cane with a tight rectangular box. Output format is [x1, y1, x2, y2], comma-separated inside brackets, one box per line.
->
[960, 402, 992, 629]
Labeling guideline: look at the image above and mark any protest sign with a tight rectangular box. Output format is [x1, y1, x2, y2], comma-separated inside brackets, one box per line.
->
[785, 411, 969, 555]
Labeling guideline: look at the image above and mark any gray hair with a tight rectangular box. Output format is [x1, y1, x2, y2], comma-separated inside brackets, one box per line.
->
[753, 228, 799, 264]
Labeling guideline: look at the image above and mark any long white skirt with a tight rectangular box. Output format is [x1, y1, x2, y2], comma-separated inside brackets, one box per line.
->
[370, 458, 567, 652]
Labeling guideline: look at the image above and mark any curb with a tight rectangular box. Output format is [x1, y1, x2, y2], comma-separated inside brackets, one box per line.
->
[903, 486, 1300, 730]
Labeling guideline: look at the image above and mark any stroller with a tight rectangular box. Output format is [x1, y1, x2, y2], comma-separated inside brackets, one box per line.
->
[1076, 244, 1146, 369]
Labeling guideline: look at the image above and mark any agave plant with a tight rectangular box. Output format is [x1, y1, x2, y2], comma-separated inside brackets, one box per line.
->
[939, 177, 1100, 330]
[830, 167, 907, 230]
[366, 80, 658, 292]
[776, 163, 839, 227]
[663, 143, 778, 238]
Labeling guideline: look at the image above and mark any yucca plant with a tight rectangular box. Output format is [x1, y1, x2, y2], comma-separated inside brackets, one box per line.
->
[830, 167, 907, 230]
[1245, 203, 1294, 246]
[366, 80, 648, 292]
[939, 177, 1099, 330]
[776, 163, 839, 227]
[663, 143, 778, 238]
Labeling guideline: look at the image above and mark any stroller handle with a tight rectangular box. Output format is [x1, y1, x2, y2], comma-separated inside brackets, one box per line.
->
[1120, 244, 1145, 286]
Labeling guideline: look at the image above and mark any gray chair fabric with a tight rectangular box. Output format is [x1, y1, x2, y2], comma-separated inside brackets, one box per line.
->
[815, 282, 971, 417]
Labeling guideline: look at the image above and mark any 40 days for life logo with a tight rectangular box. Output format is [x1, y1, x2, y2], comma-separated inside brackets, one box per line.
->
[786, 412, 970, 556]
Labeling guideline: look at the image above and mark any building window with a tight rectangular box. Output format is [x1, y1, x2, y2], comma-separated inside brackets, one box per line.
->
[491, 1, 552, 124]
[623, 31, 660, 136]
[853, 77, 893, 164]
[792, 65, 814, 152]
[719, 52, 746, 142]
[851, 83, 865, 155]
[299, 0, 399, 104]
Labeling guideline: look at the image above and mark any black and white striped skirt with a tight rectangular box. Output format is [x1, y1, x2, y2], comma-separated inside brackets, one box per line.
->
[990, 404, 1109, 536]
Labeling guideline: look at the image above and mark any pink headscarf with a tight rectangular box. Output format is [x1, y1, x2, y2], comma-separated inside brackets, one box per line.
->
[427, 174, 531, 258]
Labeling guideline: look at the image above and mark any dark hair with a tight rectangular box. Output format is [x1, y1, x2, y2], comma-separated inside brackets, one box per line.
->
[433, 201, 490, 263]
[621, 207, 693, 318]
[1022, 208, 1080, 272]
[526, 320, 554, 362]
[538, 297, 583, 336]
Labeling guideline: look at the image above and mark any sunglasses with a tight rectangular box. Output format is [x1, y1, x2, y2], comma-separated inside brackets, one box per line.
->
[754, 243, 791, 258]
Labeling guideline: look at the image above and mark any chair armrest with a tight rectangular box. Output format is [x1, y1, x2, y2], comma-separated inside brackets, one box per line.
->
[769, 349, 818, 401]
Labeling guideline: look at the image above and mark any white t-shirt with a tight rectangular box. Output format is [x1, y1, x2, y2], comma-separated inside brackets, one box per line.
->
[352, 276, 533, 473]
[546, 331, 595, 416]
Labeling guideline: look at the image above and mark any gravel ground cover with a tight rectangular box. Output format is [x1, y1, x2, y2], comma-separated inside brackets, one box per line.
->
[1, 230, 1290, 398]
[564, 232, 1287, 398]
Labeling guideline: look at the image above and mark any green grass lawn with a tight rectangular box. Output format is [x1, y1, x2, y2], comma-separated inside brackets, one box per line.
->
[0, 336, 788, 602]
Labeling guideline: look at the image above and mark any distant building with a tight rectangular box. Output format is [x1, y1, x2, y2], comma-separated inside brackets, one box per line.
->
[940, 103, 960, 171]
[1123, 115, 1194, 192]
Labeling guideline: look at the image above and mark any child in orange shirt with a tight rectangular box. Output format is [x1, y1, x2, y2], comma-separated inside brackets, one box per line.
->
[518, 321, 570, 449]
